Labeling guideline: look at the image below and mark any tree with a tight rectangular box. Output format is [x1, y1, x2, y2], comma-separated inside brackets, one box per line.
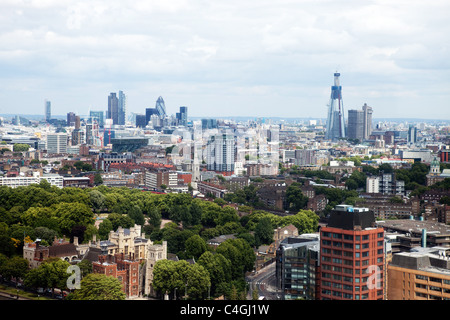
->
[147, 206, 162, 230]
[106, 212, 135, 231]
[0, 234, 18, 257]
[24, 259, 71, 297]
[98, 219, 113, 240]
[94, 173, 103, 186]
[197, 251, 232, 297]
[13, 143, 29, 152]
[152, 259, 210, 300]
[0, 256, 29, 281]
[68, 273, 125, 300]
[285, 183, 309, 211]
[185, 235, 207, 260]
[216, 238, 255, 280]
[128, 205, 145, 226]
[185, 263, 211, 300]
[22, 207, 59, 230]
[254, 217, 274, 246]
[54, 202, 94, 236]
[89, 189, 106, 212]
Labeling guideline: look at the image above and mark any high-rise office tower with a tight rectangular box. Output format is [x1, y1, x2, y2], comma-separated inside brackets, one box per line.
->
[135, 114, 146, 128]
[176, 106, 188, 126]
[155, 96, 166, 119]
[206, 134, 235, 172]
[75, 115, 81, 129]
[362, 103, 373, 140]
[407, 125, 417, 145]
[108, 92, 119, 125]
[67, 112, 76, 127]
[325, 72, 346, 141]
[179, 106, 188, 126]
[118, 91, 126, 125]
[145, 108, 158, 125]
[347, 109, 364, 142]
[347, 103, 373, 142]
[45, 100, 51, 122]
[320, 205, 385, 300]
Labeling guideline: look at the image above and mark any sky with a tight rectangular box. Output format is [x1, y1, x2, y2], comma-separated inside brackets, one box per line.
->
[0, 0, 449, 120]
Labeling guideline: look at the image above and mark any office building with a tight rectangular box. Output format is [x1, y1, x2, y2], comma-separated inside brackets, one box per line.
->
[347, 109, 364, 141]
[388, 247, 450, 300]
[408, 125, 418, 145]
[135, 114, 147, 128]
[276, 234, 320, 300]
[325, 72, 346, 141]
[67, 112, 76, 127]
[155, 96, 166, 119]
[145, 107, 158, 125]
[206, 134, 235, 173]
[320, 205, 385, 300]
[347, 103, 373, 142]
[145, 169, 178, 190]
[118, 90, 126, 125]
[108, 92, 119, 125]
[362, 103, 373, 140]
[46, 133, 67, 154]
[89, 110, 104, 128]
[202, 119, 217, 130]
[45, 100, 51, 122]
[176, 106, 188, 126]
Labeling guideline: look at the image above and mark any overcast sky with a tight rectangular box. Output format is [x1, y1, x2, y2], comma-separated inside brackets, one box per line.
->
[1, 0, 449, 120]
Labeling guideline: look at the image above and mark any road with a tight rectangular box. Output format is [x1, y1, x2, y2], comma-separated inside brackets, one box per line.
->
[246, 261, 281, 300]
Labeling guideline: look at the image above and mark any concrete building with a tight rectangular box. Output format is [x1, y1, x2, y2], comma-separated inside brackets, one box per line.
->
[388, 247, 450, 300]
[46, 133, 67, 154]
[1, 173, 63, 188]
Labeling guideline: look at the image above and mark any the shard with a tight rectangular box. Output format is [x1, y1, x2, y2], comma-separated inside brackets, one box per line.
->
[325, 72, 346, 141]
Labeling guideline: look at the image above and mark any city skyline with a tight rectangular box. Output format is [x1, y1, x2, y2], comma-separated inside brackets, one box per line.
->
[0, 1, 449, 120]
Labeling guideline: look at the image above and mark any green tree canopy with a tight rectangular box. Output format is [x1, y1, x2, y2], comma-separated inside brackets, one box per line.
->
[68, 273, 126, 300]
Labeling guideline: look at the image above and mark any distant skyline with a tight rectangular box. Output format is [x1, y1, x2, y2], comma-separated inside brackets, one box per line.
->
[1, 1, 449, 120]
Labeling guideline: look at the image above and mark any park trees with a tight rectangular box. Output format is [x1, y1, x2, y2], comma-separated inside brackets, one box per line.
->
[67, 273, 125, 300]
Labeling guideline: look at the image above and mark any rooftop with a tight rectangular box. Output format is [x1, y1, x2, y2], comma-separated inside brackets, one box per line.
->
[376, 219, 450, 237]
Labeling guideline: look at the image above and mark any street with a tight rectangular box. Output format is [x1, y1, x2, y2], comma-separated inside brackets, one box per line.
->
[246, 261, 281, 300]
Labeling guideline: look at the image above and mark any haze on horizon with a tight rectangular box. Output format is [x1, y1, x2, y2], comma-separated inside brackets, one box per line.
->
[0, 0, 449, 120]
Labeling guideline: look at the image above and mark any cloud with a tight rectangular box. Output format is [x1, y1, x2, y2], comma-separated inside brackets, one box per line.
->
[0, 0, 449, 119]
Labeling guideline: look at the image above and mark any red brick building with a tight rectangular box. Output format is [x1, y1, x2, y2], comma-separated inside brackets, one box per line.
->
[92, 253, 140, 298]
[320, 205, 385, 300]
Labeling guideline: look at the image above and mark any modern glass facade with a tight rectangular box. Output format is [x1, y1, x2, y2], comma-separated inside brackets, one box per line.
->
[276, 235, 320, 300]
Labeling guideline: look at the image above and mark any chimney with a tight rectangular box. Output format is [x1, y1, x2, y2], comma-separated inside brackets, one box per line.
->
[73, 236, 79, 246]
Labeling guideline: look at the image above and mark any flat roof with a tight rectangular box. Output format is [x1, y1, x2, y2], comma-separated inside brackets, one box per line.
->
[376, 219, 450, 236]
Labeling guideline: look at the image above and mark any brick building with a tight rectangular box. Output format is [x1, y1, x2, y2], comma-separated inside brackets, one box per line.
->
[320, 205, 385, 300]
[388, 247, 450, 300]
[92, 253, 141, 298]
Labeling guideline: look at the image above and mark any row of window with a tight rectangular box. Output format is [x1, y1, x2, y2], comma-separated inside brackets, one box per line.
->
[322, 265, 384, 275]
[416, 274, 450, 285]
[322, 232, 384, 240]
[322, 256, 384, 265]
[322, 240, 384, 248]
[321, 273, 383, 283]
[321, 289, 383, 300]
[322, 281, 382, 291]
